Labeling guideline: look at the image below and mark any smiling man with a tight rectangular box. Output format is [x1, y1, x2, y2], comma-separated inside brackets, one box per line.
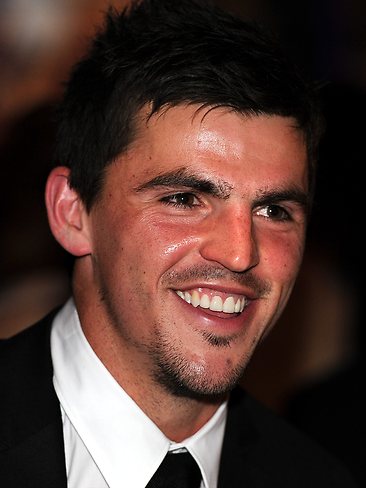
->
[0, 1, 359, 487]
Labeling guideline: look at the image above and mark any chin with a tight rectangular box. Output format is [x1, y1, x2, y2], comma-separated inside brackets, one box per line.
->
[153, 353, 247, 402]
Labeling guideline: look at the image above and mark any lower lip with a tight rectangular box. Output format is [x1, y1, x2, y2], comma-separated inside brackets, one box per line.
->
[174, 292, 256, 334]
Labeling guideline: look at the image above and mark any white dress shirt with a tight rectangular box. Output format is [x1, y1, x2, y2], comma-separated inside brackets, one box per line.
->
[51, 298, 227, 488]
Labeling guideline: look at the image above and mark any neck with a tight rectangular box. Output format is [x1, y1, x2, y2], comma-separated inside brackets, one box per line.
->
[72, 259, 227, 441]
[84, 318, 225, 441]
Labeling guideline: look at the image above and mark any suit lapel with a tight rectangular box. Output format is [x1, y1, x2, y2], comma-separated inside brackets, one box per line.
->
[0, 311, 67, 488]
[218, 387, 273, 488]
[2, 420, 67, 488]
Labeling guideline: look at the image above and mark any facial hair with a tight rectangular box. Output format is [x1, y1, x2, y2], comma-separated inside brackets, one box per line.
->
[148, 329, 256, 402]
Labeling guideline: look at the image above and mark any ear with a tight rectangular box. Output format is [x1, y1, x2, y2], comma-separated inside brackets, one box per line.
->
[45, 166, 92, 256]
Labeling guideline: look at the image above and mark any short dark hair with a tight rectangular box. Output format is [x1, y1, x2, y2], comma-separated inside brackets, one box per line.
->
[54, 0, 323, 211]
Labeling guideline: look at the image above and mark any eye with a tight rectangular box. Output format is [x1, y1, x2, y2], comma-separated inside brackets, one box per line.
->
[255, 204, 290, 221]
[160, 192, 200, 209]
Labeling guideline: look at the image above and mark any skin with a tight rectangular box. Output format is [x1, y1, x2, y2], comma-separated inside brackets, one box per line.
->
[46, 105, 309, 441]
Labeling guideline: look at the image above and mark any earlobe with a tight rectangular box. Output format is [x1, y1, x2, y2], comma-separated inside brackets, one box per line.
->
[45, 166, 92, 256]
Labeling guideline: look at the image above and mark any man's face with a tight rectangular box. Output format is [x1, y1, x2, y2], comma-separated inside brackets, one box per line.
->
[84, 105, 308, 399]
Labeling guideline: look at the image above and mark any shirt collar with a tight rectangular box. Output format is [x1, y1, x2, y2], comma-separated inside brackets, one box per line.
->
[51, 298, 227, 488]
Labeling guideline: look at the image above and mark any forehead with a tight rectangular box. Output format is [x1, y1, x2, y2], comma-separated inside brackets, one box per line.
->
[115, 105, 308, 191]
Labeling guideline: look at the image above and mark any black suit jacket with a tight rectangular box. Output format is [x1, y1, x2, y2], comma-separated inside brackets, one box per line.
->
[0, 311, 359, 487]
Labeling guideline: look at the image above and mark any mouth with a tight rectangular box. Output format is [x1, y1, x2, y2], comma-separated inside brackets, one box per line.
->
[175, 287, 248, 314]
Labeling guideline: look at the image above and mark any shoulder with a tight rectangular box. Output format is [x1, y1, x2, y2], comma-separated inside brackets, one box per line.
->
[0, 308, 67, 486]
[0, 308, 61, 442]
[0, 309, 58, 372]
[222, 386, 359, 487]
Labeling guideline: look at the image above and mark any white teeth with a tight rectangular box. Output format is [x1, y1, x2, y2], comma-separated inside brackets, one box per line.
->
[209, 295, 223, 312]
[191, 290, 200, 307]
[223, 296, 235, 313]
[175, 290, 247, 314]
[200, 294, 210, 309]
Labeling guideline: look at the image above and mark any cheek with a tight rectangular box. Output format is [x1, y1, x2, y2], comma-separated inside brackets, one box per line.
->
[261, 231, 305, 284]
[137, 218, 201, 263]
[97, 219, 199, 306]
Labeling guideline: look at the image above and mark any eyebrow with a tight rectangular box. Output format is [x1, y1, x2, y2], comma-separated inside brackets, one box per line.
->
[134, 167, 309, 210]
[134, 167, 233, 199]
[253, 187, 310, 211]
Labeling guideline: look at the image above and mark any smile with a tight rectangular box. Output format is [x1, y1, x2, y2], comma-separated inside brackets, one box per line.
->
[175, 288, 247, 314]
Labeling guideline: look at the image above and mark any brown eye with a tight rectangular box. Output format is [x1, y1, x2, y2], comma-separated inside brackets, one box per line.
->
[256, 204, 290, 221]
[161, 193, 199, 208]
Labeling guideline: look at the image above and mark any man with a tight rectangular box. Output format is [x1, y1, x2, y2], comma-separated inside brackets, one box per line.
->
[0, 0, 358, 487]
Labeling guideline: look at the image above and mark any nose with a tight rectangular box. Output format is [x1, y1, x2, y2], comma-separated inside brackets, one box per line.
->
[199, 206, 259, 272]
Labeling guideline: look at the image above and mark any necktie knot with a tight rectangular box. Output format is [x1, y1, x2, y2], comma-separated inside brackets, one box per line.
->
[146, 450, 202, 488]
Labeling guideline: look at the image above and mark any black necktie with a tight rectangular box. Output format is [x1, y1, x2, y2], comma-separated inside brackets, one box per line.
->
[146, 450, 202, 488]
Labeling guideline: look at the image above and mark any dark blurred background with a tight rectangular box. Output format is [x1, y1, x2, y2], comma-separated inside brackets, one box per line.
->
[0, 0, 364, 483]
